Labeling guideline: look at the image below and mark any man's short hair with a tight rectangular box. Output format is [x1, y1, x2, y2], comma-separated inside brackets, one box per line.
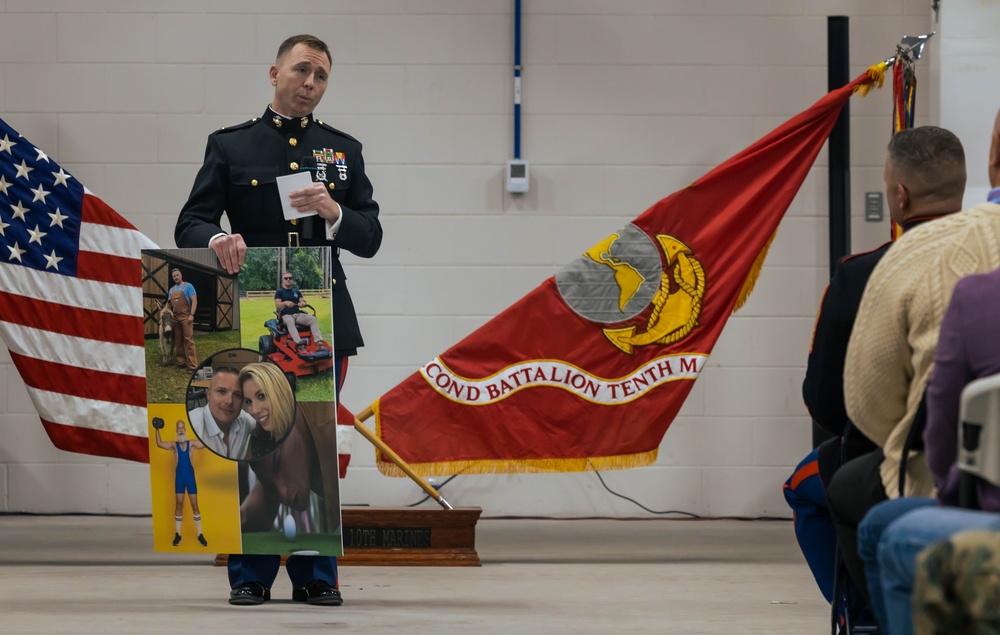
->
[887, 126, 967, 202]
[276, 34, 332, 66]
[212, 366, 240, 380]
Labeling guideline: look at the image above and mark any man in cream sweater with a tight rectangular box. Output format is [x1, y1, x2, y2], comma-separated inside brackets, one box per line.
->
[828, 112, 1000, 603]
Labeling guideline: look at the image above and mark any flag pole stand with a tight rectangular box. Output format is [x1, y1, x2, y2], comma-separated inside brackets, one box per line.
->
[352, 407, 453, 510]
[215, 409, 482, 568]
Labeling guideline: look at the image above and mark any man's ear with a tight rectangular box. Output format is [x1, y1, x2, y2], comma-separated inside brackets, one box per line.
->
[269, 65, 279, 86]
[989, 131, 1000, 186]
[896, 183, 910, 212]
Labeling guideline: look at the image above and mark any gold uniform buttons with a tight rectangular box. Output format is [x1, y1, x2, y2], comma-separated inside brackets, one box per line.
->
[328, 183, 335, 190]
[289, 138, 298, 147]
[251, 179, 258, 186]
[290, 218, 299, 226]
[290, 162, 299, 170]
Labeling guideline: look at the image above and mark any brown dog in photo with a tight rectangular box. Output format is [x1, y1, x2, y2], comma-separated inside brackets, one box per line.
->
[157, 302, 175, 365]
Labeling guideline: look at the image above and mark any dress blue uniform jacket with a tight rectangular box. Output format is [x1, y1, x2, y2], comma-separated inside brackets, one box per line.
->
[175, 105, 382, 356]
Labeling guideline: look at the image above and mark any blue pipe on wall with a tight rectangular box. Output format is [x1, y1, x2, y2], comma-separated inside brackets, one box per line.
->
[514, 0, 522, 159]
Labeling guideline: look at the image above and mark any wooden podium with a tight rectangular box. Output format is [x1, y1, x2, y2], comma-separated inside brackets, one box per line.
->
[340, 507, 481, 566]
[215, 507, 482, 567]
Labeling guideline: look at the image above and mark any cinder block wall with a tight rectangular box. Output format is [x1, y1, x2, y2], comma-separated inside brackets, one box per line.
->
[0, 1, 939, 516]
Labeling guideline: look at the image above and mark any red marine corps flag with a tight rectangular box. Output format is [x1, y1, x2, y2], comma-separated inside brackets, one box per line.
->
[370, 71, 879, 477]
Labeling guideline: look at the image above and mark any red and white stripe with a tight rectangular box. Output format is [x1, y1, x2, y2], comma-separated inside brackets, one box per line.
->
[0, 190, 157, 462]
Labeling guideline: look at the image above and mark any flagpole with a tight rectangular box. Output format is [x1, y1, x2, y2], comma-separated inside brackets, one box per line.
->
[353, 408, 454, 510]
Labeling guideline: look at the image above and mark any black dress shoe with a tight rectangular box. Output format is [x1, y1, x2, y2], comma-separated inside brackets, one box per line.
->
[229, 582, 271, 605]
[292, 580, 343, 606]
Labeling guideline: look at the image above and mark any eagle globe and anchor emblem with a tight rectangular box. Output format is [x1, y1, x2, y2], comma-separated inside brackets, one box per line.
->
[555, 224, 706, 354]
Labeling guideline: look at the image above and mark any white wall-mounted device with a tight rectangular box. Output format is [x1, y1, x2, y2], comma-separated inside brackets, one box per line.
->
[506, 159, 529, 193]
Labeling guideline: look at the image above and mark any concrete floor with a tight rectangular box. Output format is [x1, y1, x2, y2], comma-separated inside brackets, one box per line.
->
[0, 514, 829, 634]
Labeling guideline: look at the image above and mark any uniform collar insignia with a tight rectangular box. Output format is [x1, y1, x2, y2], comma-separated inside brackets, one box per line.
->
[262, 107, 314, 133]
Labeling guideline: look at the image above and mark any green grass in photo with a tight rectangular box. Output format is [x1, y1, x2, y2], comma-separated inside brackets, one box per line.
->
[239, 295, 333, 349]
[145, 330, 241, 404]
[240, 530, 343, 556]
[240, 295, 335, 402]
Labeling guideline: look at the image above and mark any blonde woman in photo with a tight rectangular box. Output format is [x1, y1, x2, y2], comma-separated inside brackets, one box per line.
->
[239, 362, 295, 460]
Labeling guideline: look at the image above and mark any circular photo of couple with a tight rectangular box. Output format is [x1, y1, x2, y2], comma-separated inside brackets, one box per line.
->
[183, 348, 296, 462]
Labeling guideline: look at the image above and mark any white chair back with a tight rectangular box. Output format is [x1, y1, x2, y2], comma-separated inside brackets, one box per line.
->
[958, 372, 1000, 491]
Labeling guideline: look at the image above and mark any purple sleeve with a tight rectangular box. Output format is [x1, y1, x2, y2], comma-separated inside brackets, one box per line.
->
[924, 283, 974, 493]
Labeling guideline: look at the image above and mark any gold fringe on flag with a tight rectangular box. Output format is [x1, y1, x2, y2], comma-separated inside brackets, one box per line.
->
[371, 398, 660, 476]
[855, 61, 889, 97]
[732, 229, 777, 313]
[374, 449, 660, 478]
[734, 60, 891, 314]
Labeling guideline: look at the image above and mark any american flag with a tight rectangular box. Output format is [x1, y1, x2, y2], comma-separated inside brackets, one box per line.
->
[0, 117, 157, 463]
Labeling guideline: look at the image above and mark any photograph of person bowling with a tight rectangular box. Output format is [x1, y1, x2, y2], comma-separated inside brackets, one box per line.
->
[237, 364, 341, 563]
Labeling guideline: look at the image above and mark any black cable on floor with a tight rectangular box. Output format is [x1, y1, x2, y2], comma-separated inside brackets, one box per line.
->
[406, 475, 458, 507]
[591, 470, 700, 518]
[402, 470, 789, 521]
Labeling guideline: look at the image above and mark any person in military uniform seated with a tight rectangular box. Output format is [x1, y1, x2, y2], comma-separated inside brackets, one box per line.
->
[175, 33, 382, 608]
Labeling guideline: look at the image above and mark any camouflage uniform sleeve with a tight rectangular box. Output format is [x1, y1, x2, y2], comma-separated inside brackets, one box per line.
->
[913, 529, 1000, 635]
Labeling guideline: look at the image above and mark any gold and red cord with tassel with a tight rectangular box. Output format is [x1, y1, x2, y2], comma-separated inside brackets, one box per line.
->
[890, 58, 917, 239]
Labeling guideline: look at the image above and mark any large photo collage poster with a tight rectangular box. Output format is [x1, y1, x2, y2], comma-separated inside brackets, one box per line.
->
[141, 247, 343, 556]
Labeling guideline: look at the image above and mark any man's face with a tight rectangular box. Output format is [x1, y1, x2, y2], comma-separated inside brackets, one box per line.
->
[282, 273, 293, 289]
[270, 43, 330, 118]
[172, 270, 182, 284]
[207, 372, 244, 427]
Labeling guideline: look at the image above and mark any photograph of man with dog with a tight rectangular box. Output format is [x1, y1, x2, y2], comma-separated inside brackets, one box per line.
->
[143, 250, 242, 404]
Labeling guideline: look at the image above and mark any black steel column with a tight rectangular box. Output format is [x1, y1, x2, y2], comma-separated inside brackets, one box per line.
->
[815, 16, 851, 449]
[827, 16, 851, 276]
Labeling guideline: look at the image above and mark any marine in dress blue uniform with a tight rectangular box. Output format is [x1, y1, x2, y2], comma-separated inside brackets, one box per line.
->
[174, 34, 382, 607]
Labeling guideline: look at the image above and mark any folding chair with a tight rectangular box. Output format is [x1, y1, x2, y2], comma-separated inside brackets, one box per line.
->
[957, 373, 1000, 509]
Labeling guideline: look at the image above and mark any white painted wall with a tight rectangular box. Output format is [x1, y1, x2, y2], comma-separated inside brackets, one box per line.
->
[0, 0, 950, 517]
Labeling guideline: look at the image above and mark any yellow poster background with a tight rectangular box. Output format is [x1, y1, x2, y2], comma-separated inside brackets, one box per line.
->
[148, 404, 242, 553]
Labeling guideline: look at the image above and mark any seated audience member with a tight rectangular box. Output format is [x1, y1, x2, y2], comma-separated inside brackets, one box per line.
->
[785, 244, 886, 601]
[857, 261, 1000, 634]
[783, 123, 963, 600]
[913, 528, 1000, 635]
[823, 124, 969, 604]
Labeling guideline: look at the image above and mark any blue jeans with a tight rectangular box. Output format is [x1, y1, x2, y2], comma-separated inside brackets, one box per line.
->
[857, 497, 936, 631]
[865, 505, 1000, 635]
